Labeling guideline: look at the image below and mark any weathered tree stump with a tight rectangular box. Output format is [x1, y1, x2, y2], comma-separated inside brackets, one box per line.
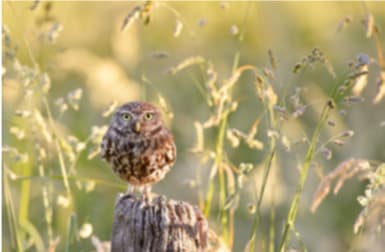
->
[111, 194, 208, 252]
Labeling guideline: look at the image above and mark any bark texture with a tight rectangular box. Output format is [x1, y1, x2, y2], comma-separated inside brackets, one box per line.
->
[111, 194, 208, 252]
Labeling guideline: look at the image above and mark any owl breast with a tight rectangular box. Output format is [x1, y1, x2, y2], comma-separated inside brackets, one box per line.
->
[101, 130, 176, 185]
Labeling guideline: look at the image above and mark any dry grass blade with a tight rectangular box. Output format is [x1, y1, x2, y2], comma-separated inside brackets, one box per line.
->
[311, 159, 371, 212]
[363, 13, 375, 38]
[373, 71, 385, 104]
[168, 56, 206, 75]
[333, 161, 370, 194]
[87, 125, 107, 160]
[311, 178, 332, 213]
[121, 6, 142, 31]
[226, 123, 263, 150]
[34, 109, 53, 143]
[347, 53, 370, 96]
[203, 102, 224, 128]
[354, 163, 385, 234]
[265, 85, 278, 108]
[220, 65, 256, 93]
[121, 1, 154, 31]
[157, 94, 174, 119]
[102, 101, 118, 118]
[226, 129, 240, 148]
[191, 121, 204, 153]
[247, 119, 260, 141]
[174, 20, 183, 37]
[268, 49, 277, 69]
[206, 64, 219, 106]
[352, 66, 369, 96]
[355, 192, 385, 233]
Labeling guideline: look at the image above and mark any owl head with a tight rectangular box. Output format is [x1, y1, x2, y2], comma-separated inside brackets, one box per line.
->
[111, 101, 166, 139]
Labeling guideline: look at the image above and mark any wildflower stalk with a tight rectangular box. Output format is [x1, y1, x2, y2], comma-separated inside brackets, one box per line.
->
[279, 101, 332, 251]
[219, 3, 255, 242]
[204, 24, 244, 247]
[246, 65, 280, 251]
[203, 102, 231, 244]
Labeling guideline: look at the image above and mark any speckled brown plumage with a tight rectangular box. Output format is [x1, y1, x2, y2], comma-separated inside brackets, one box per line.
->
[100, 101, 176, 198]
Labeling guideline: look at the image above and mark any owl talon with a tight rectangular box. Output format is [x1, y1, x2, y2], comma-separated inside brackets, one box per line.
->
[141, 185, 152, 203]
[126, 185, 135, 196]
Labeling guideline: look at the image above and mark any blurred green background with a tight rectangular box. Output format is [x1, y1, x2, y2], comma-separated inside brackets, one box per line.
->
[3, 1, 385, 251]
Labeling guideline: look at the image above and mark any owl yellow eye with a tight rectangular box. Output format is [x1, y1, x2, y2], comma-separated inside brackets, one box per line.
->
[144, 113, 153, 120]
[121, 113, 131, 121]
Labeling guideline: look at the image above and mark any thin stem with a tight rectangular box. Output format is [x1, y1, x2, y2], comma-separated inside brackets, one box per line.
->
[269, 191, 276, 252]
[217, 111, 229, 241]
[279, 102, 331, 251]
[18, 160, 31, 228]
[4, 167, 23, 252]
[203, 110, 228, 214]
[38, 162, 53, 243]
[65, 213, 79, 252]
[203, 175, 215, 217]
[246, 73, 280, 251]
[42, 97, 72, 199]
[245, 136, 277, 251]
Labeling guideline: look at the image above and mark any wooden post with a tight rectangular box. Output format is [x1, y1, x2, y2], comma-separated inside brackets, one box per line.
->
[111, 194, 208, 252]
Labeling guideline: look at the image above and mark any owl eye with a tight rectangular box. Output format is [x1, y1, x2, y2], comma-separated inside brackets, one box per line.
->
[121, 113, 131, 121]
[144, 112, 154, 121]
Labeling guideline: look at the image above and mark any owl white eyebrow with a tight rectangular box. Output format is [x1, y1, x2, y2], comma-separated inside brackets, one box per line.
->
[142, 110, 156, 114]
[119, 110, 133, 115]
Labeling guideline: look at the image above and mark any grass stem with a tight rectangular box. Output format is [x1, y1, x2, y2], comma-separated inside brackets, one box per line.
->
[279, 102, 331, 251]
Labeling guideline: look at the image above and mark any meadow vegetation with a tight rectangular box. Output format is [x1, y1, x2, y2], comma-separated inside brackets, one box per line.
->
[2, 2, 385, 251]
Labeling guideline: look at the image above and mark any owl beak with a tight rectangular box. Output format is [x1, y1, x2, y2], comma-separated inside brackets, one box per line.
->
[133, 121, 141, 133]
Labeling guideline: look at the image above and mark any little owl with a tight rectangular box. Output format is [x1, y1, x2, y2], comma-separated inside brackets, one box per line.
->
[100, 101, 176, 200]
